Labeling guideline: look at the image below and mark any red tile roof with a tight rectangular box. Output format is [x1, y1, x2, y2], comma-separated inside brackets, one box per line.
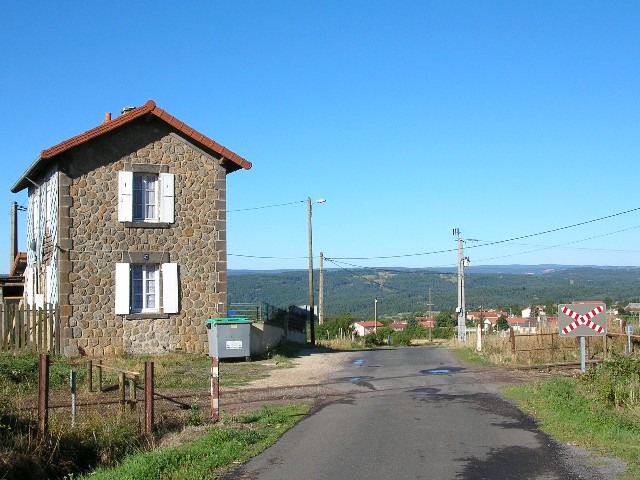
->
[355, 321, 384, 328]
[12, 100, 251, 193]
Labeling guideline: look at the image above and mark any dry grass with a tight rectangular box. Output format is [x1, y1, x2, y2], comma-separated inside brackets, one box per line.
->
[464, 321, 628, 365]
[316, 338, 360, 350]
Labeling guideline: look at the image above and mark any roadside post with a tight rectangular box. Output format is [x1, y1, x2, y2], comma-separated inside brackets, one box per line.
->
[626, 324, 634, 354]
[70, 370, 77, 427]
[558, 303, 606, 373]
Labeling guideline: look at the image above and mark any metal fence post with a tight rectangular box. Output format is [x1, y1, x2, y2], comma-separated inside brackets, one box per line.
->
[509, 327, 516, 355]
[70, 370, 77, 427]
[144, 362, 154, 434]
[38, 354, 49, 437]
[119, 372, 126, 410]
[97, 365, 102, 392]
[86, 360, 93, 392]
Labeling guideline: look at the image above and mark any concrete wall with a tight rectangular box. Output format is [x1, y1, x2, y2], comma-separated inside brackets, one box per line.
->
[250, 323, 306, 356]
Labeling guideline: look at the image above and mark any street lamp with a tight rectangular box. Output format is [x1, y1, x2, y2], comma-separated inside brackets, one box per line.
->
[308, 197, 326, 345]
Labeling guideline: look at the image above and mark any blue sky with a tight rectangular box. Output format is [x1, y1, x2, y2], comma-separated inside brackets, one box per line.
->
[1, 1, 638, 273]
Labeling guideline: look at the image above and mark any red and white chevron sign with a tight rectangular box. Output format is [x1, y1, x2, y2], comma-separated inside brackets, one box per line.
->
[560, 305, 605, 335]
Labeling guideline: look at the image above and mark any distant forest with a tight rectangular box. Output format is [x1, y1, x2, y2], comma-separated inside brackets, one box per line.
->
[227, 266, 640, 319]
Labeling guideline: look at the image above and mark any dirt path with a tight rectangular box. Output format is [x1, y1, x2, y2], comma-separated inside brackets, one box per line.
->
[238, 348, 357, 389]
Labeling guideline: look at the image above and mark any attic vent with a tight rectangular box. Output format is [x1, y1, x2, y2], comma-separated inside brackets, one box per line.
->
[121, 106, 136, 114]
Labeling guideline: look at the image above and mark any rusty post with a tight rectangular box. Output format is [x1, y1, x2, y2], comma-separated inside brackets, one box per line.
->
[509, 327, 516, 355]
[118, 372, 126, 410]
[37, 354, 49, 437]
[144, 362, 154, 434]
[86, 360, 93, 392]
[97, 365, 102, 392]
[211, 356, 220, 422]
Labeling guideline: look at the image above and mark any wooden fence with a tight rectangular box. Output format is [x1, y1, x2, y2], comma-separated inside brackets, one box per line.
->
[1, 303, 61, 354]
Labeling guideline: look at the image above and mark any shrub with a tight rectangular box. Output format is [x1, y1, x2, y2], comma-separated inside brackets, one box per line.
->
[581, 355, 640, 408]
[391, 331, 411, 346]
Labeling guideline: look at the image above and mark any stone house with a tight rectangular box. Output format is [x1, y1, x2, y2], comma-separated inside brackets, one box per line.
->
[11, 100, 251, 356]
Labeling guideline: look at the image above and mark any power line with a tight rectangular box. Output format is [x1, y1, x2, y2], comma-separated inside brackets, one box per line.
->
[473, 225, 640, 264]
[329, 206, 640, 261]
[323, 257, 388, 289]
[228, 253, 307, 260]
[466, 207, 640, 253]
[226, 199, 305, 213]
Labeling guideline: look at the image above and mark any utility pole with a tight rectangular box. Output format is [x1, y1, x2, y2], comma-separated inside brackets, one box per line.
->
[427, 287, 434, 342]
[307, 198, 315, 345]
[307, 198, 326, 346]
[10, 201, 17, 268]
[319, 252, 324, 325]
[454, 228, 470, 342]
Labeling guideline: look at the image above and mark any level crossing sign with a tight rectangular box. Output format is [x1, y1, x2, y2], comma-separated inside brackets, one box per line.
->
[558, 303, 606, 337]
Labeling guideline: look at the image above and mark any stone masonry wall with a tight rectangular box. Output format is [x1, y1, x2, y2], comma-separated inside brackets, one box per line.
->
[60, 117, 228, 356]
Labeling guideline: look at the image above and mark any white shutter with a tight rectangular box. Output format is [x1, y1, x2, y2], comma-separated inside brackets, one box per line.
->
[115, 263, 131, 314]
[162, 262, 179, 314]
[159, 173, 175, 223]
[118, 171, 133, 222]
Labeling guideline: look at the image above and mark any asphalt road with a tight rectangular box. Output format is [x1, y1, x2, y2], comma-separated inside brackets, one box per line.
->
[224, 347, 613, 480]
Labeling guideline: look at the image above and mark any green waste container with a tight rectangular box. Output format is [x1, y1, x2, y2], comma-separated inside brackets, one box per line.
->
[206, 317, 252, 359]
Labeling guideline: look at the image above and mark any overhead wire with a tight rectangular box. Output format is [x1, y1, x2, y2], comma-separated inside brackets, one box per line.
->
[328, 206, 640, 261]
[226, 199, 305, 212]
[225, 205, 640, 269]
[473, 225, 640, 264]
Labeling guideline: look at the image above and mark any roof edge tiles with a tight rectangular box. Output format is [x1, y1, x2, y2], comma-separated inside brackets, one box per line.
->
[11, 100, 251, 193]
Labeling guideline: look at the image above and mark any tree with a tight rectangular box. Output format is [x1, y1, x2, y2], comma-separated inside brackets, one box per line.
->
[496, 315, 509, 331]
[435, 310, 455, 328]
[316, 313, 356, 340]
[544, 300, 557, 316]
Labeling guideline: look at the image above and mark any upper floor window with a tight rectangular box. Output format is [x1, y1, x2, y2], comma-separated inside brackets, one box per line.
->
[118, 168, 174, 226]
[133, 174, 157, 222]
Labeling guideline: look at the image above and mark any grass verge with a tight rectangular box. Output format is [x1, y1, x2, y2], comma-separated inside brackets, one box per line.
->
[503, 376, 640, 479]
[78, 404, 310, 480]
[450, 346, 492, 367]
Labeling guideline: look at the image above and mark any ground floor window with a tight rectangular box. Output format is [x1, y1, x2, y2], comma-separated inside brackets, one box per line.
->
[131, 264, 158, 313]
[115, 262, 178, 316]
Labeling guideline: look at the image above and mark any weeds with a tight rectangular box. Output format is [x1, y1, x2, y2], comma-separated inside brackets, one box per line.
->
[0, 347, 305, 479]
[504, 375, 640, 479]
[183, 404, 203, 427]
[581, 356, 640, 409]
[78, 404, 310, 480]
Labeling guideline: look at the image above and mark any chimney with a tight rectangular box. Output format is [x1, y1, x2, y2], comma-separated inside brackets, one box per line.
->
[103, 112, 112, 124]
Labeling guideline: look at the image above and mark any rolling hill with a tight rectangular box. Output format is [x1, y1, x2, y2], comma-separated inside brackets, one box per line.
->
[227, 265, 640, 319]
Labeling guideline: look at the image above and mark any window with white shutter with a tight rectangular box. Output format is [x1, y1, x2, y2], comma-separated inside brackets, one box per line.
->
[115, 261, 179, 317]
[118, 167, 174, 227]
